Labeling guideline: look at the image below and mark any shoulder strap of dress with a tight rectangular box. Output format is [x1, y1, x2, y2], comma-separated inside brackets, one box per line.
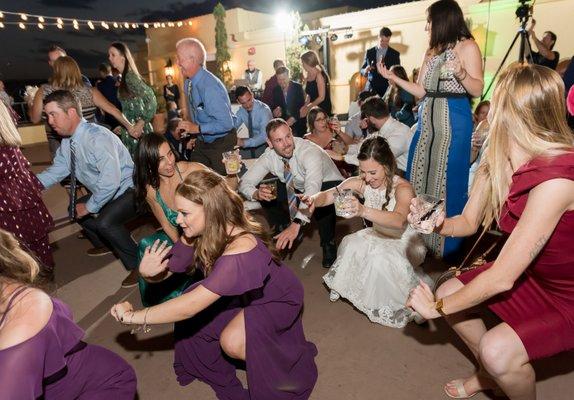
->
[0, 286, 29, 326]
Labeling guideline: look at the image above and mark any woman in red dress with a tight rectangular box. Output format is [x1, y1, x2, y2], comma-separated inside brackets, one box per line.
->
[0, 103, 54, 273]
[407, 63, 574, 399]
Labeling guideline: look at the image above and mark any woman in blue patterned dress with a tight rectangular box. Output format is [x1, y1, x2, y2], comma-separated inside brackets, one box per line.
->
[378, 0, 483, 259]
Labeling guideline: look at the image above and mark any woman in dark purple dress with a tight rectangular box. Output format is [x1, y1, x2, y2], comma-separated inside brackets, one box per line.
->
[0, 229, 137, 399]
[111, 169, 318, 400]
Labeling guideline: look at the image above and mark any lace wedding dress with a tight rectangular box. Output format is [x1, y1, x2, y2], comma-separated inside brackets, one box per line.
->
[323, 180, 432, 328]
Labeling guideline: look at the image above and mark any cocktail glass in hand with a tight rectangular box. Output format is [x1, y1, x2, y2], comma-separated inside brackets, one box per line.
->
[334, 189, 354, 217]
[260, 178, 278, 201]
[410, 194, 444, 234]
[223, 150, 241, 175]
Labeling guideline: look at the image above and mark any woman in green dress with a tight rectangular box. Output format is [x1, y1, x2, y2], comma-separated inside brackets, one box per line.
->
[109, 42, 157, 157]
[133, 134, 207, 305]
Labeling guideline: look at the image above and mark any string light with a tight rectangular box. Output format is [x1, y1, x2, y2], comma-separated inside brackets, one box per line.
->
[0, 10, 193, 31]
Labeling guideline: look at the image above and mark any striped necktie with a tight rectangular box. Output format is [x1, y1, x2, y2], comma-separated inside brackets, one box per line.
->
[69, 140, 77, 220]
[283, 158, 298, 220]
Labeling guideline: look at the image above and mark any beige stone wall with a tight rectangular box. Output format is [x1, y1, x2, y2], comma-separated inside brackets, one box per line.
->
[143, 1, 573, 113]
[320, 0, 574, 113]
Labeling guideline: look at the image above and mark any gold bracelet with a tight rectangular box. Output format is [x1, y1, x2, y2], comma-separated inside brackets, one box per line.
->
[435, 298, 447, 317]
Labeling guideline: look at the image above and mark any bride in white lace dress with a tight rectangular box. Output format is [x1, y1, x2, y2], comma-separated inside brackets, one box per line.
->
[303, 137, 432, 327]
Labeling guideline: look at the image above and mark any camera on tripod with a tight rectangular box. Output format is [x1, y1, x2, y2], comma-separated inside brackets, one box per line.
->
[515, 0, 533, 23]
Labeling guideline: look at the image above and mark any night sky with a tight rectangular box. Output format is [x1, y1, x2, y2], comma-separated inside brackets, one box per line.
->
[0, 0, 406, 85]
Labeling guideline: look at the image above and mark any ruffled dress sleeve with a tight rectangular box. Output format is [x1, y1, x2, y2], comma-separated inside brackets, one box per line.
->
[201, 242, 274, 296]
[0, 298, 84, 400]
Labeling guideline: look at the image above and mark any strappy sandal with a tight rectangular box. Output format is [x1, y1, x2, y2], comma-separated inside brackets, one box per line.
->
[444, 380, 478, 399]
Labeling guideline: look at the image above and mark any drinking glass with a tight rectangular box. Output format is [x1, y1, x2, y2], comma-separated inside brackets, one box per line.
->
[410, 194, 444, 234]
[260, 178, 278, 201]
[334, 189, 354, 218]
[223, 150, 241, 175]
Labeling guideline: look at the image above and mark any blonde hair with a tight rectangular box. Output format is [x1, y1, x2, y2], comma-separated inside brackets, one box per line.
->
[0, 102, 21, 147]
[50, 56, 84, 89]
[0, 229, 40, 286]
[478, 63, 574, 226]
[175, 170, 278, 275]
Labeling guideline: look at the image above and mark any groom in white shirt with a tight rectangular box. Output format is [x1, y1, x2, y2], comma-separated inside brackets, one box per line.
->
[239, 118, 343, 267]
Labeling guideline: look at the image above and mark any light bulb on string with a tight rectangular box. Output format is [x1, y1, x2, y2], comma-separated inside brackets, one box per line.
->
[124, 22, 129, 29]
[0, 12, 4, 19]
[168, 22, 174, 27]
[188, 21, 193, 26]
[38, 16, 44, 23]
[132, 23, 137, 29]
[19, 22, 26, 29]
[161, 23, 166, 28]
[101, 22, 109, 29]
[113, 22, 119, 28]
[88, 21, 95, 29]
[38, 23, 44, 29]
[177, 21, 183, 27]
[57, 23, 63, 29]
[73, 19, 78, 25]
[143, 23, 149, 28]
[20, 14, 28, 21]
[0, 22, 4, 29]
[57, 18, 63, 25]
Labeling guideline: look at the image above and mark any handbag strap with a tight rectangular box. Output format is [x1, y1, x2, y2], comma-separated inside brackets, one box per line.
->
[458, 227, 500, 270]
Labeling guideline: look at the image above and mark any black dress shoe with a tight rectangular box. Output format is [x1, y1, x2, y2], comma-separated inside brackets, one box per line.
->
[321, 241, 337, 268]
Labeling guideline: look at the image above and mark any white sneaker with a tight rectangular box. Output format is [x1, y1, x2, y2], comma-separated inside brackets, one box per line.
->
[329, 290, 340, 302]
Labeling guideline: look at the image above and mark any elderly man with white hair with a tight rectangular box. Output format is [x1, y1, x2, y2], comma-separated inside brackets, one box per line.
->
[175, 38, 236, 175]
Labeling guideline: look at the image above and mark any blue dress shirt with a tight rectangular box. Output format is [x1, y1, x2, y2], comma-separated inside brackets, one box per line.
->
[234, 99, 272, 149]
[184, 68, 235, 143]
[37, 120, 134, 213]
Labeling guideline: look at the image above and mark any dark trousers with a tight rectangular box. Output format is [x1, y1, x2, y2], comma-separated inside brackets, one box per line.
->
[260, 180, 341, 248]
[190, 131, 237, 175]
[77, 188, 138, 271]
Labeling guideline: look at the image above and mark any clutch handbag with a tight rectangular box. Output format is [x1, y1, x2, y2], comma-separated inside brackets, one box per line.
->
[433, 227, 507, 292]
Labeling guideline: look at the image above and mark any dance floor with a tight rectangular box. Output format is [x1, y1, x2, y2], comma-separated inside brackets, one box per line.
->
[24, 143, 574, 399]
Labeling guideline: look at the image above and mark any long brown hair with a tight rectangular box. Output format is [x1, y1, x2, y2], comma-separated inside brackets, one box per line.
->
[175, 170, 279, 275]
[357, 136, 397, 211]
[385, 65, 409, 108]
[50, 56, 84, 89]
[110, 42, 141, 98]
[478, 63, 574, 226]
[427, 0, 473, 54]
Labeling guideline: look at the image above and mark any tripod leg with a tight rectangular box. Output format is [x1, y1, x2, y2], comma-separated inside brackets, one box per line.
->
[482, 31, 521, 99]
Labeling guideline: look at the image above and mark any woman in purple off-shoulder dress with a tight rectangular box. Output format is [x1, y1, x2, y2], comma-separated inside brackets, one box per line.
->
[0, 228, 137, 400]
[111, 169, 318, 400]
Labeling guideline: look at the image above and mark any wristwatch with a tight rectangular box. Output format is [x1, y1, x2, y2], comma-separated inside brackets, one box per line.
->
[292, 218, 308, 227]
[435, 298, 447, 317]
